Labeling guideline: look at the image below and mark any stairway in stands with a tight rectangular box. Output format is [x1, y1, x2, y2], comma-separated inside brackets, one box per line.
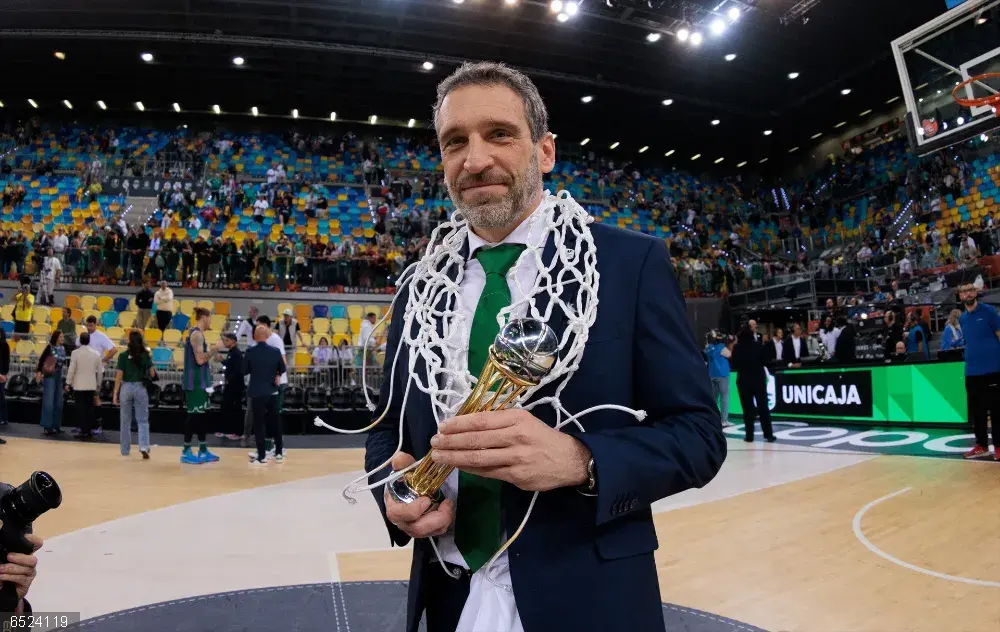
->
[123, 195, 157, 228]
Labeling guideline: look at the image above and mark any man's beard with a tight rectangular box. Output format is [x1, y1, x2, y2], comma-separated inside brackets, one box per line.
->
[964, 298, 977, 307]
[447, 154, 541, 232]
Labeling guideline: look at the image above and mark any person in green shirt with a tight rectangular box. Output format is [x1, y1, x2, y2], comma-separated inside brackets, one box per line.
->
[113, 330, 156, 459]
[86, 231, 104, 276]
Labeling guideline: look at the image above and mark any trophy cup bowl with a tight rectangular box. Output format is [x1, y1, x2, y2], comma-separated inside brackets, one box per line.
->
[388, 318, 559, 506]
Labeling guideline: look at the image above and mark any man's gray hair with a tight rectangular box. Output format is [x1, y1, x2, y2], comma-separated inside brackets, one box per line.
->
[433, 61, 549, 143]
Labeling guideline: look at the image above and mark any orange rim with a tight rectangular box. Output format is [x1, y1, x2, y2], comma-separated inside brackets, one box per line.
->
[952, 73, 1000, 116]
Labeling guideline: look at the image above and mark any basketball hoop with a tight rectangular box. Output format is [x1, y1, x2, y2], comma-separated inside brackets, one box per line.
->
[952, 73, 1000, 116]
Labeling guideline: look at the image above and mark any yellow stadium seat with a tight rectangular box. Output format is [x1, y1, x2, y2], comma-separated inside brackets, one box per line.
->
[363, 305, 381, 319]
[163, 329, 182, 346]
[215, 301, 231, 317]
[298, 317, 311, 334]
[118, 312, 136, 329]
[277, 302, 294, 318]
[294, 303, 311, 321]
[294, 351, 312, 368]
[96, 296, 114, 312]
[197, 300, 215, 313]
[209, 314, 227, 331]
[331, 333, 351, 347]
[32, 306, 50, 324]
[80, 295, 98, 311]
[331, 318, 349, 334]
[347, 304, 363, 320]
[71, 308, 83, 323]
[15, 340, 34, 356]
[106, 327, 125, 343]
[82, 309, 100, 324]
[173, 348, 185, 365]
[33, 323, 51, 337]
[179, 300, 196, 317]
[312, 317, 330, 335]
[299, 333, 312, 347]
[0, 306, 11, 321]
[64, 295, 80, 310]
[349, 318, 361, 335]
[144, 328, 162, 344]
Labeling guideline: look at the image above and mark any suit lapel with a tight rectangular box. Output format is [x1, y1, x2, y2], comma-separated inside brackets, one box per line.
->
[533, 205, 577, 349]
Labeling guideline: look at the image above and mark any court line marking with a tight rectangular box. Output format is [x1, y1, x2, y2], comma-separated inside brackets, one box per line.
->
[852, 486, 1000, 588]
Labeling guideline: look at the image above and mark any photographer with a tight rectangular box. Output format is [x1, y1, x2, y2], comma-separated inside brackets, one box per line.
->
[0, 529, 41, 615]
[704, 331, 733, 427]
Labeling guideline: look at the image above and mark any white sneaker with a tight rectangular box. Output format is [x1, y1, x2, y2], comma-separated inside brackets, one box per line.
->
[274, 452, 285, 463]
[249, 455, 269, 466]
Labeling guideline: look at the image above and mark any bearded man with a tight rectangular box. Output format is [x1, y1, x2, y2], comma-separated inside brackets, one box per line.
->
[365, 61, 726, 632]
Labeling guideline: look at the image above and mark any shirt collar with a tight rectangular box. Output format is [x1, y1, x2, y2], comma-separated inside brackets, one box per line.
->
[466, 201, 550, 261]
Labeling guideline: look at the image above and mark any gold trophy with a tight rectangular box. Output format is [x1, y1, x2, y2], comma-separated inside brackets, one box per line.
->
[388, 318, 559, 505]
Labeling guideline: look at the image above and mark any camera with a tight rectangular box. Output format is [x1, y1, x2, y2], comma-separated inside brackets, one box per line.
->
[705, 329, 728, 345]
[0, 472, 62, 612]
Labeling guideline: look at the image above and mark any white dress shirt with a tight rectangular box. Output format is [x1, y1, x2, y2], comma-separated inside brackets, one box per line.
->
[773, 339, 783, 361]
[436, 202, 549, 632]
[260, 332, 288, 385]
[791, 337, 802, 361]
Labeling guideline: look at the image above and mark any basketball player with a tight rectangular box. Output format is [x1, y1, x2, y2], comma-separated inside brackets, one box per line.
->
[181, 307, 222, 464]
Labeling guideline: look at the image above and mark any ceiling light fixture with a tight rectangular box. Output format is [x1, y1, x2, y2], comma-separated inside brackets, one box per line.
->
[676, 27, 690, 42]
[557, 12, 569, 22]
[957, 116, 965, 125]
[737, 161, 747, 168]
[646, 33, 661, 43]
[759, 158, 768, 164]
[251, 106, 259, 116]
[27, 98, 38, 108]
[564, 1, 578, 16]
[714, 157, 724, 164]
[885, 96, 901, 104]
[422, 61, 434, 71]
[505, 0, 519, 5]
[859, 109, 872, 116]
[840, 88, 852, 95]
[173, 102, 181, 112]
[690, 32, 704, 46]
[292, 108, 299, 119]
[212, 104, 221, 114]
[232, 56, 245, 66]
[977, 16, 988, 24]
[763, 129, 773, 136]
[915, 83, 928, 90]
[788, 72, 800, 79]
[709, 19, 726, 36]
[63, 100, 72, 110]
[728, 7, 740, 21]
[550, 0, 563, 12]
[135, 101, 144, 111]
[725, 53, 737, 61]
[711, 119, 720, 126]
[330, 111, 337, 121]
[834, 121, 846, 128]
[788, 146, 800, 153]
[662, 99, 674, 106]
[811, 132, 822, 139]
[609, 141, 619, 149]
[54, 51, 66, 60]
[370, 115, 378, 124]
[453, 0, 464, 4]
[0, 101, 4, 108]
[639, 146, 649, 153]
[408, 118, 416, 128]
[691, 153, 702, 160]
[97, 100, 107, 110]
[581, 95, 593, 103]
[580, 138, 590, 146]
[665, 149, 676, 157]
[141, 52, 154, 63]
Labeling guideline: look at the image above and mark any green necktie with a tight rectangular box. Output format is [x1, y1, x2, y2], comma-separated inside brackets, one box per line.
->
[455, 243, 526, 573]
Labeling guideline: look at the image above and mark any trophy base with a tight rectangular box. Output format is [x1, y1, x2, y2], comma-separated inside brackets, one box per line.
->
[388, 476, 446, 507]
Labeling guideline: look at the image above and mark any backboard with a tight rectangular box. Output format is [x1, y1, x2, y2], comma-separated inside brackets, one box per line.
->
[892, 0, 1000, 156]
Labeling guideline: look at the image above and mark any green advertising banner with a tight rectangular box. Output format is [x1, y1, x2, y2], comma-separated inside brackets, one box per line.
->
[727, 362, 967, 425]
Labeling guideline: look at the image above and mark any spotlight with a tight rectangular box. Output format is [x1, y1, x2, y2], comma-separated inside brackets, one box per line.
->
[737, 161, 747, 168]
[0, 101, 4, 108]
[811, 132, 822, 139]
[62, 100, 72, 110]
[639, 146, 649, 153]
[505, 0, 519, 5]
[370, 115, 378, 124]
[886, 96, 901, 104]
[97, 100, 107, 110]
[452, 0, 464, 3]
[840, 88, 852, 95]
[982, 134, 990, 142]
[173, 102, 181, 112]
[691, 154, 702, 160]
[422, 61, 434, 71]
[690, 32, 703, 46]
[565, 1, 578, 16]
[330, 111, 337, 121]
[557, 12, 569, 22]
[408, 118, 416, 128]
[711, 119, 720, 126]
[943, 121, 949, 130]
[728, 7, 740, 21]
[977, 16, 987, 25]
[725, 53, 737, 61]
[665, 149, 675, 157]
[581, 95, 593, 103]
[251, 106, 259, 116]
[788, 72, 800, 79]
[232, 56, 245, 66]
[141, 52, 154, 63]
[957, 116, 965, 125]
[788, 146, 800, 153]
[677, 28, 690, 42]
[610, 141, 619, 149]
[834, 121, 846, 128]
[212, 104, 221, 114]
[292, 108, 299, 119]
[550, 0, 563, 12]
[714, 157, 724, 164]
[710, 19, 726, 36]
[135, 101, 144, 111]
[759, 158, 768, 164]
[662, 99, 674, 106]
[580, 138, 591, 145]
[763, 130, 773, 136]
[859, 109, 872, 116]
[647, 33, 662, 43]
[54, 51, 66, 60]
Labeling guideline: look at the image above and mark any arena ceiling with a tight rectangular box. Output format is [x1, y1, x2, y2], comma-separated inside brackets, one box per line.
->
[0, 0, 966, 172]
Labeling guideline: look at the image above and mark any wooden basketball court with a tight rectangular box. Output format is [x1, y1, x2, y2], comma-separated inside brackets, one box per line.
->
[5, 432, 999, 631]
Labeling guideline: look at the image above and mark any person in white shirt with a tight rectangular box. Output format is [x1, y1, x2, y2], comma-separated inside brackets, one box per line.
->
[235, 306, 260, 346]
[83, 315, 118, 363]
[52, 229, 69, 263]
[358, 312, 378, 366]
[253, 195, 268, 222]
[38, 248, 62, 306]
[153, 280, 175, 331]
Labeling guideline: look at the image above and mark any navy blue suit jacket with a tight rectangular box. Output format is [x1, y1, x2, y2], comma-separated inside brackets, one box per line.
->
[365, 216, 726, 632]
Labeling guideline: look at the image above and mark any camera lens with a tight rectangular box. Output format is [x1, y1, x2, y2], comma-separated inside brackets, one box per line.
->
[3, 472, 62, 525]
